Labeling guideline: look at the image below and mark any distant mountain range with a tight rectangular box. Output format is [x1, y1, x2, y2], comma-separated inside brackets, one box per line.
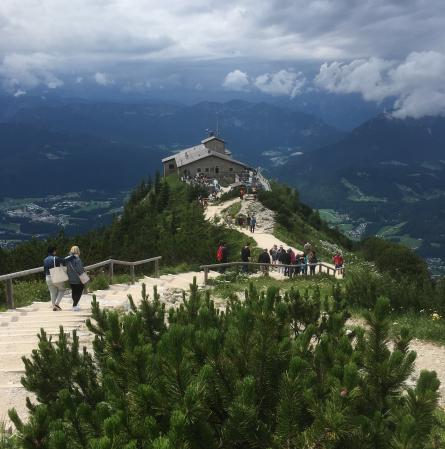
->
[1, 94, 444, 269]
[276, 114, 445, 265]
[0, 123, 164, 196]
[0, 97, 344, 196]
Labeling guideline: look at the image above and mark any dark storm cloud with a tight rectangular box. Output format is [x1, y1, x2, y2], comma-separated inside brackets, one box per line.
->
[0, 0, 444, 116]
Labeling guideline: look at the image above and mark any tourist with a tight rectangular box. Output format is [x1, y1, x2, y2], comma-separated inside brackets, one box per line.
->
[294, 254, 303, 276]
[333, 252, 344, 275]
[258, 248, 271, 275]
[269, 244, 278, 265]
[44, 247, 75, 311]
[283, 249, 292, 277]
[246, 214, 251, 230]
[277, 245, 286, 273]
[250, 215, 257, 233]
[308, 251, 318, 275]
[289, 248, 296, 277]
[303, 241, 312, 255]
[66, 246, 87, 311]
[301, 253, 308, 275]
[217, 242, 228, 273]
[241, 243, 251, 273]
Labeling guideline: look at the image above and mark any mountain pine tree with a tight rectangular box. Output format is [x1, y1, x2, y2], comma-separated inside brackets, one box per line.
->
[8, 282, 441, 449]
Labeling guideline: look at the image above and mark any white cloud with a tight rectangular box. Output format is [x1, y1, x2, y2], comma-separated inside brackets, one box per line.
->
[0, 0, 444, 106]
[223, 69, 250, 91]
[314, 51, 445, 119]
[94, 72, 113, 86]
[0, 52, 63, 91]
[254, 70, 305, 97]
[224, 68, 305, 97]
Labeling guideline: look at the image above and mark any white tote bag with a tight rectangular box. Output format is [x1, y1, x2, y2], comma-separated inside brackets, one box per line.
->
[49, 257, 68, 283]
[79, 272, 90, 284]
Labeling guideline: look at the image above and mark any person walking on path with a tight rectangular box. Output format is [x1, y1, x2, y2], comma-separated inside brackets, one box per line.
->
[241, 243, 251, 273]
[250, 215, 257, 233]
[308, 251, 318, 275]
[246, 215, 251, 230]
[44, 247, 75, 311]
[303, 241, 312, 255]
[258, 248, 271, 275]
[269, 244, 278, 266]
[66, 246, 87, 311]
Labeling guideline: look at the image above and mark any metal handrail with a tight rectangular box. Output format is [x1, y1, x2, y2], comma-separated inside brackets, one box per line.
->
[199, 261, 344, 285]
[1, 256, 162, 309]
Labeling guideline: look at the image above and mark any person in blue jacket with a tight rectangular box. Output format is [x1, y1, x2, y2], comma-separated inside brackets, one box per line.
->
[66, 245, 87, 311]
[43, 247, 74, 311]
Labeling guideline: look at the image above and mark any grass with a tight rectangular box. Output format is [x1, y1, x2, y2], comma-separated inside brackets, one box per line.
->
[0, 420, 20, 449]
[377, 222, 407, 237]
[341, 178, 387, 203]
[350, 307, 445, 346]
[221, 201, 241, 218]
[208, 270, 340, 300]
[0, 279, 50, 311]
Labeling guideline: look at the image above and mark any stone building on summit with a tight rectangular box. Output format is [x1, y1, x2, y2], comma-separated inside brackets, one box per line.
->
[162, 135, 250, 182]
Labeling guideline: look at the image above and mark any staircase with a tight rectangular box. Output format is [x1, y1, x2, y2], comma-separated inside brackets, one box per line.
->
[0, 270, 219, 424]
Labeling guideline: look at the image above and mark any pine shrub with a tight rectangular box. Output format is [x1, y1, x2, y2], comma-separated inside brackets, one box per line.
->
[8, 281, 441, 448]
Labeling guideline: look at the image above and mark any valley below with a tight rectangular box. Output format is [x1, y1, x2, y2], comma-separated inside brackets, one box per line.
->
[0, 190, 127, 248]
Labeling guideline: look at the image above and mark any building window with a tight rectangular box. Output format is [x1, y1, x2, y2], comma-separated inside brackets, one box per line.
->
[168, 163, 175, 169]
[229, 167, 233, 172]
[205, 168, 209, 172]
[197, 168, 201, 173]
[215, 167, 219, 174]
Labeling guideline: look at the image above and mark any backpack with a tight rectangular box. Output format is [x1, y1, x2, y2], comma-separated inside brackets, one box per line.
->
[216, 246, 223, 262]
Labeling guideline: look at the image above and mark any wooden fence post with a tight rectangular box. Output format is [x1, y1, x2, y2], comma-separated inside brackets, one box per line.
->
[154, 259, 160, 278]
[130, 265, 135, 284]
[204, 268, 209, 286]
[109, 260, 114, 284]
[6, 279, 14, 309]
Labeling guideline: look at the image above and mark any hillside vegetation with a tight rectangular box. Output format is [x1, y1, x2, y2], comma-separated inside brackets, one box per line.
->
[6, 282, 444, 449]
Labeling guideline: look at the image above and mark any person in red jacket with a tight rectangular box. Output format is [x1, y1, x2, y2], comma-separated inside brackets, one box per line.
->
[333, 252, 344, 275]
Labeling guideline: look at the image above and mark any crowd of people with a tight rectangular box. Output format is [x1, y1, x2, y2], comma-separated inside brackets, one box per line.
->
[257, 242, 319, 276]
[43, 245, 89, 312]
[217, 241, 345, 277]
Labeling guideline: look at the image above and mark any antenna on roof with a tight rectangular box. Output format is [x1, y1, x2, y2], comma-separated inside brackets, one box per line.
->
[216, 112, 219, 137]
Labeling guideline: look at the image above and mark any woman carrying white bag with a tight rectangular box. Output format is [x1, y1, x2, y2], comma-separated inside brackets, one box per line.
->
[66, 246, 89, 311]
[44, 247, 75, 311]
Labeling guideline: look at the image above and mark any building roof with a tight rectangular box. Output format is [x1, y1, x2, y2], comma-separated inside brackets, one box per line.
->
[201, 135, 225, 144]
[162, 144, 249, 169]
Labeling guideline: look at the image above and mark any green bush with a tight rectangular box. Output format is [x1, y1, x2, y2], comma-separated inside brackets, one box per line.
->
[9, 282, 441, 448]
[13, 280, 50, 308]
[88, 273, 110, 291]
[345, 267, 444, 314]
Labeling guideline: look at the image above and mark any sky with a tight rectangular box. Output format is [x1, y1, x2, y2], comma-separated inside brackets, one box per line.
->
[1, 0, 445, 118]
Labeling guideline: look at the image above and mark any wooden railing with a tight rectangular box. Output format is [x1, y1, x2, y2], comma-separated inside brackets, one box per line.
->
[199, 261, 344, 285]
[0, 256, 162, 309]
